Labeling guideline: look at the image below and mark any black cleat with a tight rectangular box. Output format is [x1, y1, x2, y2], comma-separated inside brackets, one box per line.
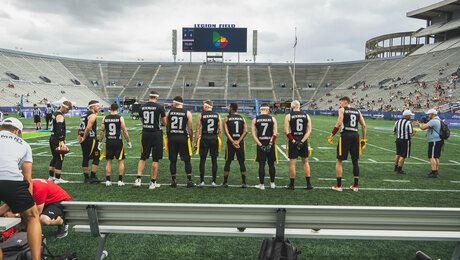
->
[306, 184, 314, 190]
[397, 170, 407, 175]
[84, 177, 90, 184]
[427, 173, 438, 178]
[394, 165, 398, 172]
[56, 221, 69, 239]
[89, 177, 102, 183]
[186, 181, 196, 188]
[170, 181, 177, 188]
[221, 183, 229, 188]
[241, 183, 248, 188]
[285, 185, 295, 190]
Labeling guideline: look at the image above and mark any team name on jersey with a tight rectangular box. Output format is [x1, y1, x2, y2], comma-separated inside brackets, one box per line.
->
[143, 106, 158, 111]
[344, 110, 359, 115]
[256, 118, 272, 123]
[104, 119, 120, 123]
[202, 114, 218, 119]
[170, 111, 186, 116]
[228, 117, 244, 121]
[0, 133, 23, 144]
[291, 114, 306, 119]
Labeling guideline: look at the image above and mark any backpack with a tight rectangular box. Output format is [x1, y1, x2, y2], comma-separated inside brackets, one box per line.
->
[433, 118, 450, 140]
[0, 231, 48, 260]
[258, 238, 300, 260]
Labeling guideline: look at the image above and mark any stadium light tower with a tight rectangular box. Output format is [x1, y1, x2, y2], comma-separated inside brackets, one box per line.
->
[172, 29, 177, 63]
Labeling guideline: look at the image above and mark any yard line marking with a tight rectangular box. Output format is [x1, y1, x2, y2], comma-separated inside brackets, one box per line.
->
[313, 157, 319, 161]
[57, 181, 460, 192]
[368, 159, 377, 163]
[317, 147, 335, 150]
[449, 160, 460, 165]
[318, 178, 346, 181]
[411, 156, 430, 163]
[450, 181, 460, 184]
[276, 144, 289, 161]
[366, 143, 393, 153]
[383, 180, 410, 183]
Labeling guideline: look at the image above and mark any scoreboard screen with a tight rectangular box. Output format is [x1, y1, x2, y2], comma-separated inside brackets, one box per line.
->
[182, 28, 247, 52]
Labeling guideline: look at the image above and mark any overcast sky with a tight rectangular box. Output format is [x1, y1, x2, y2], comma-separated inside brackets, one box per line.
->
[0, 0, 439, 63]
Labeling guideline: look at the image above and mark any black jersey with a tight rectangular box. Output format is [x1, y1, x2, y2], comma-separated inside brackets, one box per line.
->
[341, 107, 359, 133]
[201, 111, 219, 135]
[289, 111, 308, 139]
[50, 111, 66, 140]
[104, 114, 122, 141]
[226, 114, 245, 140]
[139, 102, 165, 132]
[45, 107, 53, 116]
[33, 108, 41, 117]
[79, 111, 97, 138]
[168, 108, 188, 136]
[255, 114, 274, 145]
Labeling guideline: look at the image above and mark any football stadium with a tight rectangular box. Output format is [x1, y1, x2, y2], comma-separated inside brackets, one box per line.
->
[1, 0, 460, 259]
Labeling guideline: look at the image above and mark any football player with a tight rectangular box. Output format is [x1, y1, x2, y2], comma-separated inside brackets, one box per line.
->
[223, 103, 248, 188]
[284, 100, 313, 190]
[45, 103, 54, 130]
[166, 96, 195, 188]
[134, 90, 166, 189]
[78, 100, 102, 183]
[98, 103, 132, 187]
[329, 96, 366, 192]
[194, 100, 222, 187]
[49, 101, 72, 184]
[251, 103, 278, 190]
[32, 104, 42, 130]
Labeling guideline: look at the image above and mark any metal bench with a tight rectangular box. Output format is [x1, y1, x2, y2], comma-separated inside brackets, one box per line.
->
[61, 202, 460, 260]
[0, 217, 21, 232]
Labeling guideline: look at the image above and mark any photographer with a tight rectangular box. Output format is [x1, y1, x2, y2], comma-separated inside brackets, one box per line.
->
[414, 109, 443, 178]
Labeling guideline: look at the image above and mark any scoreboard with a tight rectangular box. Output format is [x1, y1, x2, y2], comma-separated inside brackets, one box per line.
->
[182, 28, 247, 52]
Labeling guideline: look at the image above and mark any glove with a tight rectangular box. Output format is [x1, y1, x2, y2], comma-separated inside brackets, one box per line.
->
[360, 139, 367, 149]
[266, 144, 272, 152]
[295, 141, 304, 151]
[127, 142, 132, 149]
[328, 136, 333, 145]
[97, 142, 104, 151]
[259, 145, 267, 152]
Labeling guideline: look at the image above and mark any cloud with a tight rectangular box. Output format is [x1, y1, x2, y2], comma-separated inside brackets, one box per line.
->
[0, 0, 439, 63]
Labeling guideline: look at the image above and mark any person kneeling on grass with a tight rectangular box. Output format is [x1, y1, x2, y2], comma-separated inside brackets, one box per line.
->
[0, 178, 72, 239]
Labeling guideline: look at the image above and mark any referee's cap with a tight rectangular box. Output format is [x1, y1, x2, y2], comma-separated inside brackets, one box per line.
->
[426, 109, 437, 115]
[1, 117, 23, 131]
[402, 110, 414, 117]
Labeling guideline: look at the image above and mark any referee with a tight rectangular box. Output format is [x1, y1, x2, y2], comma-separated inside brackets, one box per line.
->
[393, 110, 416, 174]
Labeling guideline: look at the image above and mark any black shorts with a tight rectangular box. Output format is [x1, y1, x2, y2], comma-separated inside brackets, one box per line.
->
[0, 180, 35, 213]
[105, 141, 125, 160]
[256, 144, 276, 163]
[34, 115, 41, 123]
[168, 135, 191, 161]
[199, 135, 219, 157]
[140, 131, 163, 161]
[41, 201, 64, 220]
[50, 138, 65, 161]
[396, 139, 411, 158]
[428, 140, 444, 159]
[225, 141, 245, 161]
[288, 139, 309, 159]
[46, 115, 53, 122]
[337, 132, 359, 161]
[81, 138, 100, 160]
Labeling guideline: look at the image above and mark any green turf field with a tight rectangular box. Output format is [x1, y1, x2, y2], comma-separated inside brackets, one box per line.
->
[8, 113, 460, 259]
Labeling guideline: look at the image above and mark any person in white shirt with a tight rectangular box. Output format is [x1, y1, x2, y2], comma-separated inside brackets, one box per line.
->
[0, 118, 42, 260]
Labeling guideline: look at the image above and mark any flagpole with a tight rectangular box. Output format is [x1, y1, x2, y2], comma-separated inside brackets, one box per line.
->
[292, 27, 296, 101]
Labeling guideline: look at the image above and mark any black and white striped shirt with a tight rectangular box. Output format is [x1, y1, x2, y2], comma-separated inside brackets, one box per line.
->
[33, 108, 41, 117]
[393, 119, 414, 140]
[45, 107, 53, 116]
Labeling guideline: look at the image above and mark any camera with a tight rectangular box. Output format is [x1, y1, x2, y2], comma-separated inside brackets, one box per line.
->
[420, 116, 428, 123]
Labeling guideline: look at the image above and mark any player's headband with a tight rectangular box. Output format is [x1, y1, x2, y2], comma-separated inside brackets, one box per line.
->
[62, 104, 69, 109]
[88, 103, 100, 108]
[260, 106, 270, 110]
[204, 103, 212, 108]
[149, 94, 159, 97]
[173, 100, 183, 105]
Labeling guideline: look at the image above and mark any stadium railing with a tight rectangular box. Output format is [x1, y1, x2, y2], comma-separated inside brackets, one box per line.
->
[61, 202, 460, 260]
